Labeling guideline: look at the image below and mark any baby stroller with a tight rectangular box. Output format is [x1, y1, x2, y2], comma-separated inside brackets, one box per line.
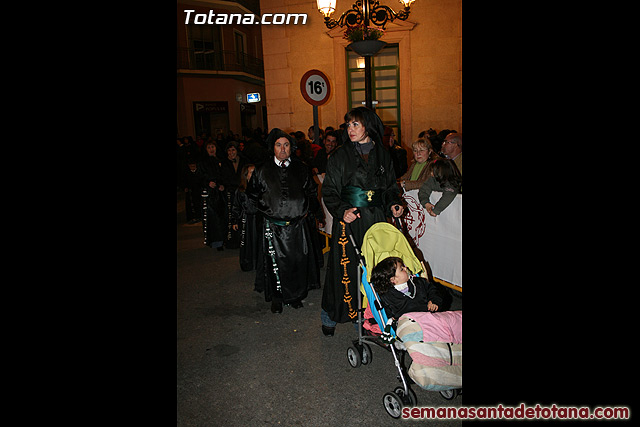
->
[345, 222, 462, 418]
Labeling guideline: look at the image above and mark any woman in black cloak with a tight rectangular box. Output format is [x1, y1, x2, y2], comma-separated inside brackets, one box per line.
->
[230, 164, 261, 273]
[246, 128, 323, 313]
[220, 141, 248, 249]
[197, 140, 227, 250]
[320, 107, 405, 335]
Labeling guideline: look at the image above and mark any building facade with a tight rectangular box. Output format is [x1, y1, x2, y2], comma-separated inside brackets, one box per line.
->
[177, 0, 267, 140]
[177, 0, 461, 148]
[260, 0, 461, 148]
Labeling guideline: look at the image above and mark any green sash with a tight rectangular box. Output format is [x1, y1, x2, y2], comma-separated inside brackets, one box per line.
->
[267, 218, 291, 226]
[341, 185, 383, 207]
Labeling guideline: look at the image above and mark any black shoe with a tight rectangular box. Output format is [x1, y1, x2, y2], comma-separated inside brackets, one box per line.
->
[217, 246, 224, 251]
[290, 299, 303, 309]
[322, 325, 335, 336]
[271, 301, 283, 313]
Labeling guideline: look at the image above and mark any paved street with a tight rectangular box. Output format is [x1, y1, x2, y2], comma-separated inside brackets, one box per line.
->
[177, 191, 462, 426]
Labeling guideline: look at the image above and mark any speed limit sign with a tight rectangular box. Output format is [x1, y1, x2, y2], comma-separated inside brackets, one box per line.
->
[300, 69, 331, 106]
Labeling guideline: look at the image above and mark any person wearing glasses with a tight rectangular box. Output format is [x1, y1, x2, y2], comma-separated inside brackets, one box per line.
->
[398, 138, 442, 191]
[440, 132, 462, 176]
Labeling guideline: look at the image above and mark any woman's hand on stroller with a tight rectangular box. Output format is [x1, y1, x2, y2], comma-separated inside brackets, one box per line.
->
[391, 204, 404, 218]
[343, 207, 361, 223]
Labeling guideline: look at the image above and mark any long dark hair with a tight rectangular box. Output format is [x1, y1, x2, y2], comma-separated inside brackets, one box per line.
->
[432, 159, 462, 190]
[370, 256, 404, 294]
[343, 106, 385, 146]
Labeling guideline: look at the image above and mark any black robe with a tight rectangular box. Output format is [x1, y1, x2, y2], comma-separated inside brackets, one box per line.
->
[230, 190, 261, 273]
[246, 157, 322, 304]
[320, 139, 402, 323]
[220, 157, 248, 249]
[196, 154, 226, 247]
[184, 168, 203, 222]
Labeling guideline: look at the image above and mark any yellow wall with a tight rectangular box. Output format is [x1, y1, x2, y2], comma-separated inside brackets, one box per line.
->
[260, 0, 461, 147]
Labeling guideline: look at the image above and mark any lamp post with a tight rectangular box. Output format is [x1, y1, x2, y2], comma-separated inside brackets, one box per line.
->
[317, 0, 415, 109]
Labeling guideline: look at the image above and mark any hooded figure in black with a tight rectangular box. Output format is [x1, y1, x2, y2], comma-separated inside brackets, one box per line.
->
[230, 164, 261, 274]
[246, 128, 323, 313]
[320, 107, 405, 335]
[196, 140, 227, 250]
[220, 141, 248, 249]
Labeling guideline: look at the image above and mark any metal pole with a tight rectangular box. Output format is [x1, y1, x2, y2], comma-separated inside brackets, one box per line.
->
[364, 56, 373, 109]
[363, 0, 370, 26]
[363, 0, 373, 110]
[313, 105, 319, 145]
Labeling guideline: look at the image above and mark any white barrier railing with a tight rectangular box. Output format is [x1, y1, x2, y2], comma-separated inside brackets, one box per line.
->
[317, 176, 462, 289]
[402, 189, 462, 289]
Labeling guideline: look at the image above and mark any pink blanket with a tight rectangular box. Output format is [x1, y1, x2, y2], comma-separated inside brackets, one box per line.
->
[363, 307, 462, 346]
[402, 311, 462, 344]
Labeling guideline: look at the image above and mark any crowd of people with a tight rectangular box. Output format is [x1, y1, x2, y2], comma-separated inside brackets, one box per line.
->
[176, 107, 462, 334]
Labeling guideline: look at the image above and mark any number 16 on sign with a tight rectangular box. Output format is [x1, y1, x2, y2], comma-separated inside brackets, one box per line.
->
[300, 69, 331, 107]
[300, 70, 331, 147]
[308, 79, 325, 96]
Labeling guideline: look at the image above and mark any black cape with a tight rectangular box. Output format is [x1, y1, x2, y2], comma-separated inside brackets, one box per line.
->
[221, 157, 249, 249]
[320, 139, 402, 323]
[196, 154, 226, 246]
[246, 157, 322, 304]
[230, 190, 262, 273]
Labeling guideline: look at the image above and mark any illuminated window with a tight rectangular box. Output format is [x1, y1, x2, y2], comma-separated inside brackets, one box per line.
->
[346, 45, 401, 141]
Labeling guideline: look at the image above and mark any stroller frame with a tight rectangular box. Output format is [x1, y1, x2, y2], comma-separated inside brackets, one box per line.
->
[345, 227, 418, 418]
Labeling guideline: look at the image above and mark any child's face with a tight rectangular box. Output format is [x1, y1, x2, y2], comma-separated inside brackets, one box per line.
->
[390, 261, 410, 285]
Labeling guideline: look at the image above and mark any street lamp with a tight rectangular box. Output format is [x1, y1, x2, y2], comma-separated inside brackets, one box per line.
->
[317, 0, 415, 29]
[316, 0, 416, 108]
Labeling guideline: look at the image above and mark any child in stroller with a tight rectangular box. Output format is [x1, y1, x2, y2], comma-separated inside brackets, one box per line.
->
[347, 222, 461, 417]
[370, 256, 445, 320]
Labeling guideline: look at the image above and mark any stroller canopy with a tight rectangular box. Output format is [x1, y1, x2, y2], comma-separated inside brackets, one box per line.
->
[361, 222, 422, 281]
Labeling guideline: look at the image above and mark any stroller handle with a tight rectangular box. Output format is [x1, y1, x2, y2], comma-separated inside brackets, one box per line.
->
[344, 221, 396, 336]
[345, 222, 366, 268]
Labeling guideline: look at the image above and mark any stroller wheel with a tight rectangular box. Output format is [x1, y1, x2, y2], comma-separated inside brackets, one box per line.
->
[361, 344, 372, 365]
[347, 345, 361, 368]
[394, 386, 417, 406]
[439, 388, 458, 400]
[382, 392, 403, 419]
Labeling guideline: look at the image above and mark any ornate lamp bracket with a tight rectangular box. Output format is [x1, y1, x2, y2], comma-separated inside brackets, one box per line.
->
[322, 0, 412, 30]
